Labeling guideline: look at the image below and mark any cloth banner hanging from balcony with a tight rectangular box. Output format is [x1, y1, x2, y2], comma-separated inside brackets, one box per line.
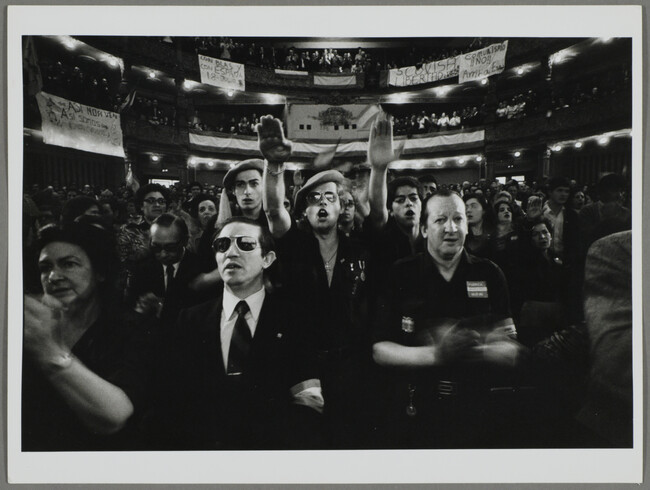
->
[35, 92, 125, 158]
[384, 41, 509, 87]
[313, 73, 357, 87]
[286, 103, 381, 140]
[458, 41, 508, 83]
[387, 55, 459, 87]
[189, 128, 484, 159]
[198, 54, 245, 91]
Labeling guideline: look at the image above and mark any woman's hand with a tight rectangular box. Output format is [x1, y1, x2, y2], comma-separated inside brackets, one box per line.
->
[24, 294, 68, 365]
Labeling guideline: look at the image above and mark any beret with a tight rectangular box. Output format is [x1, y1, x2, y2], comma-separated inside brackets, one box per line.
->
[294, 170, 345, 214]
[223, 159, 264, 189]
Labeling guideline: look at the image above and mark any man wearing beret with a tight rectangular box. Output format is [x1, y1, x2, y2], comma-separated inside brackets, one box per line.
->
[258, 115, 377, 448]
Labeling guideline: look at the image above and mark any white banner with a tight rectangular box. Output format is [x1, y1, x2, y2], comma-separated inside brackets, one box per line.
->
[388, 56, 459, 87]
[198, 54, 245, 91]
[35, 92, 125, 158]
[287, 104, 381, 140]
[458, 41, 509, 83]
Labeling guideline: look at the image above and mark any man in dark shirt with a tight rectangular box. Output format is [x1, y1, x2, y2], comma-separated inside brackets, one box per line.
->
[260, 115, 374, 448]
[372, 190, 527, 448]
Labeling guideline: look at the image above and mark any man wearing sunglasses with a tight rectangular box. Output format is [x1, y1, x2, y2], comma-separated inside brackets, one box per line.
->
[259, 115, 377, 449]
[146, 216, 323, 449]
[125, 213, 205, 329]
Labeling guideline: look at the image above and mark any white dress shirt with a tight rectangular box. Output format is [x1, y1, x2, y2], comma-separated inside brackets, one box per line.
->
[219, 287, 324, 412]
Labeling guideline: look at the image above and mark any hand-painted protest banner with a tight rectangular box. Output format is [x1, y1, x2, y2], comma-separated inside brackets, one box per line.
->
[198, 54, 245, 91]
[287, 103, 381, 140]
[36, 92, 125, 157]
[387, 55, 459, 87]
[458, 41, 508, 83]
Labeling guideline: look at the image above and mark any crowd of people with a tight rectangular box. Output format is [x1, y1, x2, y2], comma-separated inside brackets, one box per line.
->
[22, 115, 632, 451]
[41, 59, 119, 111]
[390, 106, 483, 135]
[496, 89, 539, 120]
[192, 37, 487, 73]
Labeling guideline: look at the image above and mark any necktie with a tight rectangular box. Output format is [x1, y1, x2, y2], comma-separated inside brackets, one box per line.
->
[165, 264, 175, 291]
[227, 301, 251, 375]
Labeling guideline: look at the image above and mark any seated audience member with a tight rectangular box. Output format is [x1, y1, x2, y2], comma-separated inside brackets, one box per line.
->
[144, 217, 323, 450]
[576, 231, 632, 447]
[372, 190, 530, 449]
[23, 222, 155, 450]
[463, 193, 494, 258]
[126, 214, 205, 329]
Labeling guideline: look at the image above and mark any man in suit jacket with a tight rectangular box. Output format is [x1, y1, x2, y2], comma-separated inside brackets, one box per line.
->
[144, 216, 323, 450]
[126, 213, 206, 328]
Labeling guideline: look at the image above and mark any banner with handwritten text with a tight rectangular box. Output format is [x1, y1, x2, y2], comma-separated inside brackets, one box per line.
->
[458, 41, 509, 83]
[36, 92, 125, 157]
[198, 54, 245, 91]
[387, 55, 459, 87]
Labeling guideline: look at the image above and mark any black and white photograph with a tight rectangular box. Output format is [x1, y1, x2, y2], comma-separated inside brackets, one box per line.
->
[6, 5, 643, 484]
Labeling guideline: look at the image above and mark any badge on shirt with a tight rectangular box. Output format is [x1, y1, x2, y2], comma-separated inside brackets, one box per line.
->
[401, 316, 415, 333]
[466, 281, 489, 298]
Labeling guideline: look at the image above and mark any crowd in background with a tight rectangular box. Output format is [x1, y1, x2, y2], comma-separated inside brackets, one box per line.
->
[192, 37, 487, 73]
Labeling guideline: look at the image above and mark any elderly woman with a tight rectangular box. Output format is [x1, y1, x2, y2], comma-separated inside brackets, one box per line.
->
[23, 222, 154, 450]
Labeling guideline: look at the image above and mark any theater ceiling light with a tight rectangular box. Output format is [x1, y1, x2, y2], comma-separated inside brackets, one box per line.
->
[575, 142, 583, 148]
[148, 71, 156, 79]
[151, 155, 159, 162]
[598, 137, 610, 145]
[553, 145, 562, 152]
[517, 68, 524, 75]
[476, 155, 483, 162]
[480, 78, 488, 85]
[227, 89, 234, 97]
[207, 161, 215, 168]
[514, 151, 521, 157]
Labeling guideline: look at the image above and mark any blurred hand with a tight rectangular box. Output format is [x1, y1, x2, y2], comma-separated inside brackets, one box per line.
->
[438, 325, 482, 364]
[256, 115, 292, 163]
[134, 292, 163, 317]
[24, 294, 67, 362]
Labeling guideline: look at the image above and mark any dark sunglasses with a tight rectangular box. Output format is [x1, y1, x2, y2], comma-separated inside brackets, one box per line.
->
[213, 235, 259, 253]
[306, 191, 337, 205]
[150, 242, 184, 253]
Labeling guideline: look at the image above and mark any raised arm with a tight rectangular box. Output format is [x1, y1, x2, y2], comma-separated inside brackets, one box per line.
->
[24, 295, 134, 434]
[367, 114, 398, 228]
[258, 115, 293, 237]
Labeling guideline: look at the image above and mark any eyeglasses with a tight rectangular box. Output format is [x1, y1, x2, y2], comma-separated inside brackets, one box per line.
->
[213, 235, 259, 253]
[143, 198, 167, 205]
[393, 194, 420, 204]
[341, 199, 355, 209]
[306, 191, 337, 205]
[150, 242, 184, 253]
